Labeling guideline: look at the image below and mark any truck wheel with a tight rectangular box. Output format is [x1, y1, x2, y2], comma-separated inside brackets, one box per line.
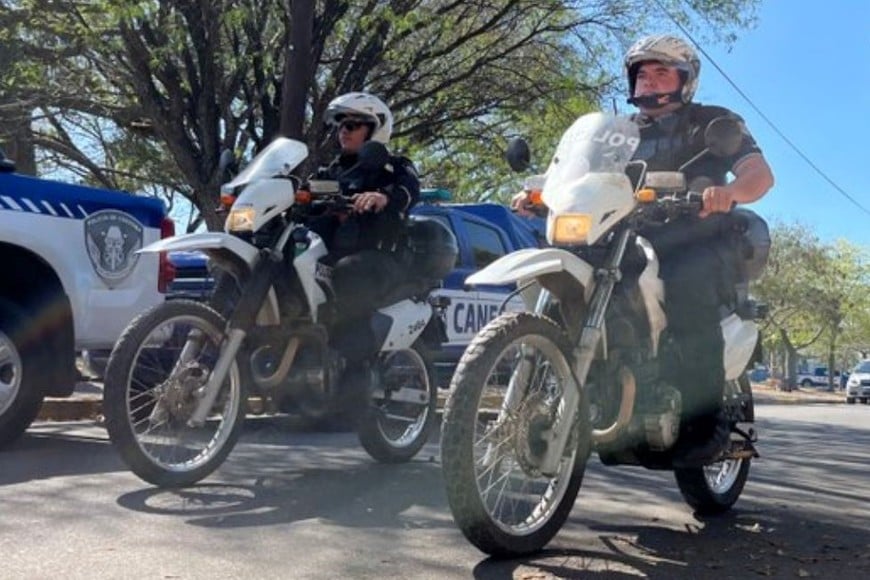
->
[0, 299, 47, 448]
[800, 379, 813, 388]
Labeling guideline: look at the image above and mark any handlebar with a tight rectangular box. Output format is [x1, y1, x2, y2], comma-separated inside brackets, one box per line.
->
[632, 190, 705, 227]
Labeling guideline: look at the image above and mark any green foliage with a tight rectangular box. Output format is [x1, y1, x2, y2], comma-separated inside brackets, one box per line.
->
[753, 222, 870, 379]
[2, 0, 762, 228]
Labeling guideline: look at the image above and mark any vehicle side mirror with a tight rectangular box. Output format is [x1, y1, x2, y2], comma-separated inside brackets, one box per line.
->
[704, 116, 744, 158]
[506, 138, 531, 173]
[358, 141, 390, 171]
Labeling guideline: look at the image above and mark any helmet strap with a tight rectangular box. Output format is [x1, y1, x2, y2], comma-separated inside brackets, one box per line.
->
[627, 89, 683, 108]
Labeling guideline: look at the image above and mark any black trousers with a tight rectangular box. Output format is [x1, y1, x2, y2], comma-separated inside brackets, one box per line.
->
[328, 249, 404, 363]
[646, 218, 741, 425]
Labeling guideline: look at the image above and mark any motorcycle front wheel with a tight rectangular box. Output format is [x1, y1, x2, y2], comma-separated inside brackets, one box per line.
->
[441, 312, 591, 557]
[103, 300, 248, 488]
[357, 342, 437, 463]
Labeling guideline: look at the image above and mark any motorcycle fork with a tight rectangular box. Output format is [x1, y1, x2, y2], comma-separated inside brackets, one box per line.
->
[537, 228, 633, 475]
[187, 252, 283, 426]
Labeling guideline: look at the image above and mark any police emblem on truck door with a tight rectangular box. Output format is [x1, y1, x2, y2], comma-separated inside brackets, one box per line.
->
[84, 209, 144, 287]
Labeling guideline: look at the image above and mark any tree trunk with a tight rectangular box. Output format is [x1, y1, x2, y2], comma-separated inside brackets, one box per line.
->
[2, 117, 36, 175]
[827, 334, 838, 392]
[280, 0, 314, 140]
[780, 328, 799, 391]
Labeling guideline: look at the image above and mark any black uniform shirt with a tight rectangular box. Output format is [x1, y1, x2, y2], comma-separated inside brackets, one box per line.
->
[632, 103, 762, 190]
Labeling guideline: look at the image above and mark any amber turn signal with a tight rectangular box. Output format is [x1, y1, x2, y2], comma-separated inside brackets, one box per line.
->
[220, 193, 236, 208]
[295, 190, 312, 205]
[635, 188, 657, 203]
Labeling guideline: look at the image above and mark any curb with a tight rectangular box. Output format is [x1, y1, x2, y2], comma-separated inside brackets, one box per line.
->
[38, 397, 102, 422]
[36, 386, 847, 424]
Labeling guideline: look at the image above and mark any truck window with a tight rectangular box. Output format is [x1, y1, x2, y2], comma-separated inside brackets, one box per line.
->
[465, 219, 507, 268]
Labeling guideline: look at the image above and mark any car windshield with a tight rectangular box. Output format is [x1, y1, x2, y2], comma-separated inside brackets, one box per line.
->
[853, 361, 870, 373]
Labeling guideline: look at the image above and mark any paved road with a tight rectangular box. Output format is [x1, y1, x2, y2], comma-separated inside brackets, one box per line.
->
[1, 404, 868, 579]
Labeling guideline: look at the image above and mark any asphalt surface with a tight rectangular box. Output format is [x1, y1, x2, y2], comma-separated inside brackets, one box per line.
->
[2, 404, 868, 579]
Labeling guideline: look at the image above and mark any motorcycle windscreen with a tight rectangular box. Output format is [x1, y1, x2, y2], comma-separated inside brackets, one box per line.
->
[541, 113, 640, 245]
[224, 137, 308, 190]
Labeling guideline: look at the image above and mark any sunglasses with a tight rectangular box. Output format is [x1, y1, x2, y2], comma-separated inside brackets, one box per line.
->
[338, 119, 369, 132]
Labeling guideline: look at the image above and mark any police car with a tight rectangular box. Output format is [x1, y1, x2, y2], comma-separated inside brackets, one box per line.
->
[410, 190, 545, 382]
[0, 152, 172, 446]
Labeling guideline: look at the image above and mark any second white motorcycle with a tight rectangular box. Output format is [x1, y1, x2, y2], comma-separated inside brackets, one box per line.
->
[103, 138, 457, 487]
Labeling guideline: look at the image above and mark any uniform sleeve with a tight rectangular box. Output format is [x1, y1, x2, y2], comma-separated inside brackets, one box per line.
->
[386, 156, 420, 215]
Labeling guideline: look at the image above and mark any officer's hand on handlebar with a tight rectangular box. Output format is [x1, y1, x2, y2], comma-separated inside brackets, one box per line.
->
[511, 190, 547, 218]
[699, 185, 735, 218]
[351, 191, 389, 213]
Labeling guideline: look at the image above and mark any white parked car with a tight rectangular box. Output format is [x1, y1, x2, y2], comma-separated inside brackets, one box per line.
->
[845, 360, 870, 404]
[795, 366, 830, 388]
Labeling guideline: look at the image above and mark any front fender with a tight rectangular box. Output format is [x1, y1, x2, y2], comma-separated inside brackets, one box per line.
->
[141, 232, 281, 326]
[466, 248, 595, 298]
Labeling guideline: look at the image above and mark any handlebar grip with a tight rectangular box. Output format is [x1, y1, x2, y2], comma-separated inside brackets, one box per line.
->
[683, 191, 704, 213]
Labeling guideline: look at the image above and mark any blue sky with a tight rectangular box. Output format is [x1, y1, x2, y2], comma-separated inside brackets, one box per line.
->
[686, 0, 870, 247]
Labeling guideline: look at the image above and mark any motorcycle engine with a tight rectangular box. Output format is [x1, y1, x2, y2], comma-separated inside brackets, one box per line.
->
[633, 382, 682, 451]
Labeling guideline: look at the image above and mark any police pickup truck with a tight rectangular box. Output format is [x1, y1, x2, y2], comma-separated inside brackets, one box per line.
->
[0, 152, 174, 447]
[164, 189, 546, 385]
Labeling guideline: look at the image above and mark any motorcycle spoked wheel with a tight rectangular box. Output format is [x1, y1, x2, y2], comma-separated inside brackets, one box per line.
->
[103, 300, 248, 488]
[674, 375, 753, 515]
[441, 312, 591, 557]
[357, 343, 437, 463]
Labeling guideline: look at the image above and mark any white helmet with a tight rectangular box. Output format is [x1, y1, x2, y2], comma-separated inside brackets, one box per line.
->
[324, 92, 393, 144]
[624, 35, 700, 105]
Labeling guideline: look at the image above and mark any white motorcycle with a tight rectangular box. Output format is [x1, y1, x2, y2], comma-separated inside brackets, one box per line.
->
[440, 112, 768, 556]
[103, 138, 456, 488]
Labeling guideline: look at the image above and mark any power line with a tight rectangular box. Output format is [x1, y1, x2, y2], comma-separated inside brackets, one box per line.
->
[649, 0, 870, 217]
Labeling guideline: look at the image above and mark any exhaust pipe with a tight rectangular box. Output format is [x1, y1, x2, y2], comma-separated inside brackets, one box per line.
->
[592, 366, 636, 444]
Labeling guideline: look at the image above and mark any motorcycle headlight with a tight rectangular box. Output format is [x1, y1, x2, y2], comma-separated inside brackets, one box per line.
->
[227, 207, 256, 232]
[551, 213, 592, 244]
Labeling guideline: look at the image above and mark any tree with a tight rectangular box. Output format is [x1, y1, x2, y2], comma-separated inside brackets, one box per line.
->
[752, 222, 829, 389]
[2, 0, 761, 229]
[812, 240, 870, 389]
[753, 222, 870, 390]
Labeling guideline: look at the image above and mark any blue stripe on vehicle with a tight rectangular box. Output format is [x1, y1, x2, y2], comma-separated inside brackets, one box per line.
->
[0, 172, 167, 228]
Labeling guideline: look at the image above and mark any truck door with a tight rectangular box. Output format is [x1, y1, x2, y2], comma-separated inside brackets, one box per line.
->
[443, 212, 522, 352]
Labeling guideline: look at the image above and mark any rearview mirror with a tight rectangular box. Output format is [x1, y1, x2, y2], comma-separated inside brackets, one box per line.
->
[705, 116, 743, 158]
[506, 138, 531, 173]
[358, 141, 390, 171]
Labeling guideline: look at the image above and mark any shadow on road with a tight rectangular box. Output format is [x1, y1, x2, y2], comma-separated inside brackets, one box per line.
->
[471, 412, 870, 579]
[471, 507, 870, 579]
[0, 421, 124, 485]
[116, 458, 449, 531]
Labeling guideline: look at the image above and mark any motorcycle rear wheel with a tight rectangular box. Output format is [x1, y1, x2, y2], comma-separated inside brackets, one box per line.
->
[357, 343, 437, 463]
[441, 312, 590, 557]
[103, 300, 248, 488]
[674, 375, 753, 514]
